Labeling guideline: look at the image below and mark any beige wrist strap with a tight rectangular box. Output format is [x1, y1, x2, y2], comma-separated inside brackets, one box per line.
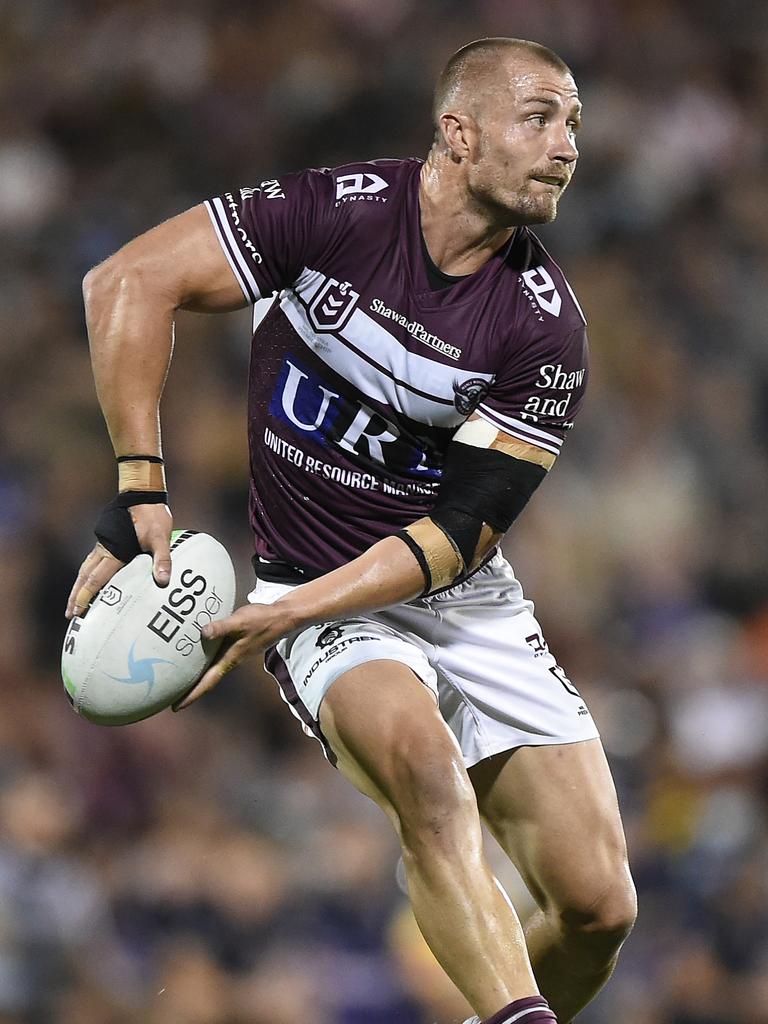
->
[117, 456, 167, 493]
[403, 518, 464, 592]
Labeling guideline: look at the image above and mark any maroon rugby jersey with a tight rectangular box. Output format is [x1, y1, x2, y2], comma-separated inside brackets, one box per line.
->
[205, 158, 588, 575]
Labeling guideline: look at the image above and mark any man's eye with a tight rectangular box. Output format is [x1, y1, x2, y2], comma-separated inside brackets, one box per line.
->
[529, 115, 547, 127]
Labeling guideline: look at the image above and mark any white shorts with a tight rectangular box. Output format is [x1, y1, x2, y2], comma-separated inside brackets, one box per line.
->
[253, 552, 599, 768]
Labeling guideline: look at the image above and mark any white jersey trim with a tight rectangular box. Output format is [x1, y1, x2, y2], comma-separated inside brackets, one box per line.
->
[475, 405, 563, 457]
[563, 277, 587, 325]
[204, 198, 262, 304]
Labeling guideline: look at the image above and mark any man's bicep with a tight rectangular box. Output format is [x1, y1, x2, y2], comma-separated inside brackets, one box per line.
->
[102, 205, 250, 314]
[453, 416, 557, 470]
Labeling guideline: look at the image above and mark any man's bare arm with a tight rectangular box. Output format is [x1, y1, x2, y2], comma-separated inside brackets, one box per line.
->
[83, 204, 248, 458]
[176, 430, 554, 708]
[66, 206, 249, 618]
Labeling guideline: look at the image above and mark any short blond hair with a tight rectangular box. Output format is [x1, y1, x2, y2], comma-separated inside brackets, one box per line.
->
[433, 37, 572, 129]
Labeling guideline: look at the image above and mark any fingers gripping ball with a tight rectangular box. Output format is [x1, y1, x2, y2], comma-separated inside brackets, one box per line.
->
[61, 531, 236, 725]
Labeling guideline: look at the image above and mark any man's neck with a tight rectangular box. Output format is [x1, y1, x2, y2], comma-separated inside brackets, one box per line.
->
[419, 150, 516, 277]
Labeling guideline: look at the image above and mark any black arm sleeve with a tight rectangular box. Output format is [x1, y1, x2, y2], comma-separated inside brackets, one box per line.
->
[429, 443, 547, 569]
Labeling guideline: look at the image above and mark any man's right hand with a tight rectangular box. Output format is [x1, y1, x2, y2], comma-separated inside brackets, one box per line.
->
[65, 503, 173, 618]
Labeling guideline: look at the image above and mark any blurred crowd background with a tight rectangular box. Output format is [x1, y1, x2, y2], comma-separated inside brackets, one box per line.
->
[2, 0, 768, 1021]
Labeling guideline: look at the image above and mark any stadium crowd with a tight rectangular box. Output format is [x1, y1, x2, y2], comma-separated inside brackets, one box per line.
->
[2, 0, 768, 1020]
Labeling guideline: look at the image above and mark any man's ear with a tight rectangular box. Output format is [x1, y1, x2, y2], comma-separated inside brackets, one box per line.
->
[439, 112, 477, 162]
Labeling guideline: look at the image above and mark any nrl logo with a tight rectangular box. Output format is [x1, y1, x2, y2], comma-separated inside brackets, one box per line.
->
[308, 278, 360, 332]
[99, 584, 123, 607]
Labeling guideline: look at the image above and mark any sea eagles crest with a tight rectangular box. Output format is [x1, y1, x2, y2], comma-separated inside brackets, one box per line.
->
[308, 278, 360, 332]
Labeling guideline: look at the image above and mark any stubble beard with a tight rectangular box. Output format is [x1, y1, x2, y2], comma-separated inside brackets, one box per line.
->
[472, 177, 560, 227]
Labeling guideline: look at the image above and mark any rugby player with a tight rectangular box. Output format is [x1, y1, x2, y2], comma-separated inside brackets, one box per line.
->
[67, 38, 637, 1024]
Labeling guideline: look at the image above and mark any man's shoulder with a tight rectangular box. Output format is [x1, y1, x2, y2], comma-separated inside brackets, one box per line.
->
[506, 227, 587, 331]
[314, 156, 421, 211]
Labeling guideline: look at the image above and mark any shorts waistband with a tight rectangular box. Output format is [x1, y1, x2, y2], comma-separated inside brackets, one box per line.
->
[252, 556, 321, 585]
[253, 545, 500, 592]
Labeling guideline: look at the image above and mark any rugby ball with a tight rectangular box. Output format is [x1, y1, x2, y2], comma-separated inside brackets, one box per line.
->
[61, 530, 236, 725]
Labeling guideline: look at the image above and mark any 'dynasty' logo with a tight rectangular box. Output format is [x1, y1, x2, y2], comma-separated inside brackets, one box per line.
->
[109, 641, 174, 694]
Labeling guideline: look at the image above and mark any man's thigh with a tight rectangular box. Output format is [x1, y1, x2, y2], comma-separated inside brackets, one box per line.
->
[469, 739, 633, 916]
[319, 659, 465, 820]
[253, 577, 439, 763]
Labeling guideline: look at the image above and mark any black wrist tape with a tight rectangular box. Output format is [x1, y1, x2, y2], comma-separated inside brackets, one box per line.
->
[115, 490, 168, 508]
[396, 529, 434, 595]
[94, 498, 142, 562]
[116, 454, 164, 464]
[94, 491, 168, 562]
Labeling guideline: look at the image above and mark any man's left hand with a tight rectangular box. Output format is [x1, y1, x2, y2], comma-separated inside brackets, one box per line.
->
[172, 603, 285, 711]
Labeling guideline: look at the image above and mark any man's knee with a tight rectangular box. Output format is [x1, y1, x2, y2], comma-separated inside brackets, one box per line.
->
[323, 672, 479, 854]
[554, 869, 637, 950]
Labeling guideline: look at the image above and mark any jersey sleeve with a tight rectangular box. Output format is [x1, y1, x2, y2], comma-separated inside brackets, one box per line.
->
[204, 170, 334, 304]
[475, 324, 589, 458]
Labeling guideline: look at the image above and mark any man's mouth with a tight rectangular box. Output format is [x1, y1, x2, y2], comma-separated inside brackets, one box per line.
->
[531, 174, 567, 187]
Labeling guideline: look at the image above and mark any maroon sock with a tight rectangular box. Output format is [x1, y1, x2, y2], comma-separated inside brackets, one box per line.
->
[482, 995, 557, 1024]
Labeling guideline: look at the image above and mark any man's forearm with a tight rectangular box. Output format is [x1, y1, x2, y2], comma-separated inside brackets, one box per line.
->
[273, 534, 426, 635]
[83, 259, 175, 458]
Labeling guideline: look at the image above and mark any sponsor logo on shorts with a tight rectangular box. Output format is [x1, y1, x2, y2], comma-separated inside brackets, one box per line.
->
[316, 625, 345, 648]
[525, 632, 548, 657]
[304, 628, 382, 684]
[527, 633, 584, 703]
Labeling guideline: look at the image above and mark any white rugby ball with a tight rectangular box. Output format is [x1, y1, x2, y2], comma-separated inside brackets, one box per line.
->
[61, 530, 236, 725]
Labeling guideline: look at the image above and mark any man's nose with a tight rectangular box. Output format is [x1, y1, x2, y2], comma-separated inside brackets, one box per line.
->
[549, 127, 578, 164]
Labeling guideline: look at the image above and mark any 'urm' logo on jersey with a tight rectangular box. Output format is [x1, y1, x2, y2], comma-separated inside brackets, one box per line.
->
[268, 357, 440, 481]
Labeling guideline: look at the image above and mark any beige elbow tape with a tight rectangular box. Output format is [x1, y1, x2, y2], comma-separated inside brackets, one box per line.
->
[404, 518, 464, 592]
[118, 460, 167, 493]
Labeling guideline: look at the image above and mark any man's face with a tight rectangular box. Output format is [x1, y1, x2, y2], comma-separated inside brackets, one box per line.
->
[464, 60, 581, 225]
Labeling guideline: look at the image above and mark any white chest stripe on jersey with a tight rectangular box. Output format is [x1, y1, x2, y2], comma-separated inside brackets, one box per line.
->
[281, 291, 460, 427]
[282, 268, 493, 427]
